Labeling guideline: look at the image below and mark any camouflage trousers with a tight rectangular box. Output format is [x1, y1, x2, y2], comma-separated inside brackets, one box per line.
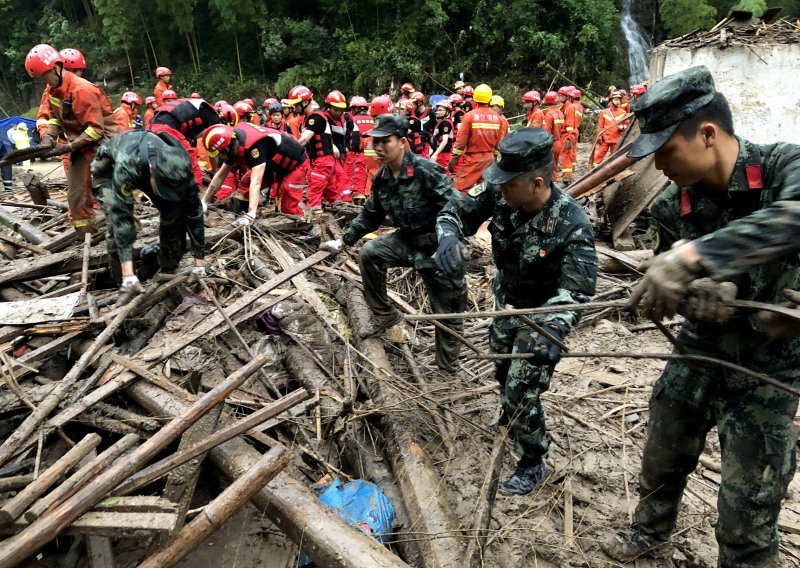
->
[635, 348, 799, 567]
[490, 306, 555, 462]
[358, 230, 467, 372]
[94, 184, 189, 281]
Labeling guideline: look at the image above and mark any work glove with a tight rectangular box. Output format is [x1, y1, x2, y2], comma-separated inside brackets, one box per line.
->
[435, 236, 466, 278]
[563, 138, 573, 151]
[750, 289, 800, 339]
[629, 248, 701, 322]
[679, 278, 737, 323]
[618, 124, 627, 131]
[319, 239, 343, 254]
[201, 200, 208, 214]
[140, 243, 160, 258]
[234, 212, 255, 227]
[191, 265, 206, 277]
[120, 275, 144, 294]
[44, 143, 73, 157]
[448, 156, 459, 173]
[530, 324, 566, 365]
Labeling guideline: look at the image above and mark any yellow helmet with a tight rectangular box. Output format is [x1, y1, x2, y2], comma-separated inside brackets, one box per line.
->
[489, 95, 504, 108]
[473, 83, 492, 104]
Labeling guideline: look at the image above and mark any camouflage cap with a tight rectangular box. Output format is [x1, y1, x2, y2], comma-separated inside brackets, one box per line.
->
[482, 127, 553, 185]
[628, 65, 716, 158]
[364, 114, 408, 138]
[149, 138, 193, 201]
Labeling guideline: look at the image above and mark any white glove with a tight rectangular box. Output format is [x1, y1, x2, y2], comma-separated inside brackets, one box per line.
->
[319, 239, 343, 254]
[191, 266, 206, 277]
[201, 200, 208, 214]
[235, 213, 255, 226]
[120, 275, 144, 294]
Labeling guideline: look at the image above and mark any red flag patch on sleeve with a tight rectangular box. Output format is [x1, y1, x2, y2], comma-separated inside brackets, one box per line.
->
[745, 164, 764, 190]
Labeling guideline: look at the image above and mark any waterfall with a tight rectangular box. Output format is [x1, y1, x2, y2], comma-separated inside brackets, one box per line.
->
[621, 0, 651, 84]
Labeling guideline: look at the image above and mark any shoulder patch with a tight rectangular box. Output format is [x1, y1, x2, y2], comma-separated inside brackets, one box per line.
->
[468, 182, 487, 197]
[250, 148, 260, 159]
[120, 182, 133, 197]
[307, 118, 315, 126]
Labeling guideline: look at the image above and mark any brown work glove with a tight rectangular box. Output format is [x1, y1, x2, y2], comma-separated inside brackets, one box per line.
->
[750, 289, 800, 339]
[629, 248, 702, 322]
[448, 156, 459, 173]
[678, 278, 737, 324]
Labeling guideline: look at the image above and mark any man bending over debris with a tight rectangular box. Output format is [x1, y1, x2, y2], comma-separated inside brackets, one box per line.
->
[91, 130, 206, 292]
[603, 66, 800, 567]
[435, 128, 597, 495]
[320, 114, 467, 373]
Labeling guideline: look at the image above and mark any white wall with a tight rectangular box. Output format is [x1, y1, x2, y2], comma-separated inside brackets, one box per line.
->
[649, 44, 800, 145]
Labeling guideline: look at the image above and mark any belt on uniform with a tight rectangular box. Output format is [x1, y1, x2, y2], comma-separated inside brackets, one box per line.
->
[402, 231, 437, 248]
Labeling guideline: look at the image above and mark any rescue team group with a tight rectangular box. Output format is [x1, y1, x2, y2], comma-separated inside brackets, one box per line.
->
[27, 41, 800, 567]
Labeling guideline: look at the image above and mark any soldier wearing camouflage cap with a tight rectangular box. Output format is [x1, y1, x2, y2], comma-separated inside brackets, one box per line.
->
[91, 130, 206, 293]
[603, 65, 800, 566]
[320, 114, 467, 371]
[436, 128, 597, 495]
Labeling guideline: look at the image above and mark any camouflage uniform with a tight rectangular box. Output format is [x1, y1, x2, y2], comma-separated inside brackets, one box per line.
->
[623, 66, 800, 567]
[342, 146, 466, 372]
[91, 131, 205, 279]
[436, 135, 597, 462]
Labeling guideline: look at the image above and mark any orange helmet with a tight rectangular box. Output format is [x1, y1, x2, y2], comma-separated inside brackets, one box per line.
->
[162, 89, 177, 101]
[400, 83, 415, 94]
[325, 90, 347, 109]
[233, 101, 254, 116]
[543, 91, 558, 105]
[522, 90, 541, 103]
[59, 48, 86, 71]
[203, 125, 236, 157]
[287, 85, 313, 105]
[155, 66, 172, 77]
[25, 44, 63, 77]
[121, 91, 141, 105]
[217, 103, 239, 126]
[369, 95, 394, 117]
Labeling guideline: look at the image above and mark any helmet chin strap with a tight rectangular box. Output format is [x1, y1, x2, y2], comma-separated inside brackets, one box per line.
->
[55, 63, 64, 88]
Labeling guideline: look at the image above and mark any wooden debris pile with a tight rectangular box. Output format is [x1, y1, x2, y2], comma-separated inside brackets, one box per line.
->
[0, 169, 798, 568]
[656, 16, 800, 50]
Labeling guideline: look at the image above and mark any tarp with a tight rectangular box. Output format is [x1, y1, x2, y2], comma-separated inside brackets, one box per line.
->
[429, 94, 448, 106]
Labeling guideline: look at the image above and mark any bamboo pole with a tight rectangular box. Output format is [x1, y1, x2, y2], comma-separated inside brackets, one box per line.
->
[25, 434, 139, 522]
[0, 355, 270, 567]
[113, 388, 309, 496]
[136, 445, 291, 568]
[0, 433, 101, 524]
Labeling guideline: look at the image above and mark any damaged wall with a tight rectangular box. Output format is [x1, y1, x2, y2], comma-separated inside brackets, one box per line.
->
[649, 43, 800, 145]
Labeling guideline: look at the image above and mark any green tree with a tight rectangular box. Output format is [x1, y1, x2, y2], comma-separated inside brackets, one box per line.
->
[659, 0, 717, 36]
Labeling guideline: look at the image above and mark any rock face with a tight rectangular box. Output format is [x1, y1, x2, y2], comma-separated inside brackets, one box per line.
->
[631, 0, 664, 46]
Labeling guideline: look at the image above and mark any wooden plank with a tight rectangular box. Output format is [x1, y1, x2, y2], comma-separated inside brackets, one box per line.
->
[0, 248, 108, 286]
[0, 512, 178, 538]
[86, 536, 115, 568]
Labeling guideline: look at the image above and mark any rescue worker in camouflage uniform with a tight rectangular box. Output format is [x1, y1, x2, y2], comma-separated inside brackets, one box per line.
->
[603, 66, 800, 567]
[91, 130, 206, 292]
[320, 114, 467, 373]
[436, 128, 597, 495]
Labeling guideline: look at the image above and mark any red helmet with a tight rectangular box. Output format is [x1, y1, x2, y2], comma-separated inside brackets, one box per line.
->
[325, 90, 347, 109]
[462, 85, 474, 97]
[369, 95, 394, 117]
[262, 97, 279, 108]
[121, 91, 141, 105]
[203, 125, 235, 157]
[557, 86, 573, 96]
[619, 89, 629, 97]
[280, 98, 292, 109]
[400, 83, 415, 94]
[233, 101, 254, 116]
[213, 100, 228, 111]
[522, 90, 541, 103]
[543, 91, 558, 105]
[434, 100, 453, 112]
[155, 66, 172, 78]
[59, 48, 86, 71]
[449, 93, 464, 105]
[217, 103, 239, 126]
[454, 80, 465, 90]
[243, 98, 254, 106]
[287, 85, 313, 105]
[145, 96, 157, 105]
[162, 89, 177, 101]
[25, 44, 63, 77]
[630, 84, 646, 95]
[410, 91, 425, 103]
[190, 92, 201, 99]
[350, 95, 368, 108]
[570, 89, 582, 100]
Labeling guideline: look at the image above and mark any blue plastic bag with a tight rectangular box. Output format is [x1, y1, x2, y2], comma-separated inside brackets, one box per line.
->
[299, 478, 395, 566]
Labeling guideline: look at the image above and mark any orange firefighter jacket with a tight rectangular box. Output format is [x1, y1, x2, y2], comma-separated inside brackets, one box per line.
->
[113, 105, 137, 132]
[42, 70, 117, 146]
[451, 105, 508, 156]
[597, 105, 629, 144]
[153, 81, 172, 107]
[526, 107, 544, 128]
[543, 106, 565, 142]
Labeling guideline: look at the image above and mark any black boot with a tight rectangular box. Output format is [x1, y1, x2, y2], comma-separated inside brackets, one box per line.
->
[499, 459, 551, 496]
[601, 525, 670, 562]
[488, 408, 508, 433]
